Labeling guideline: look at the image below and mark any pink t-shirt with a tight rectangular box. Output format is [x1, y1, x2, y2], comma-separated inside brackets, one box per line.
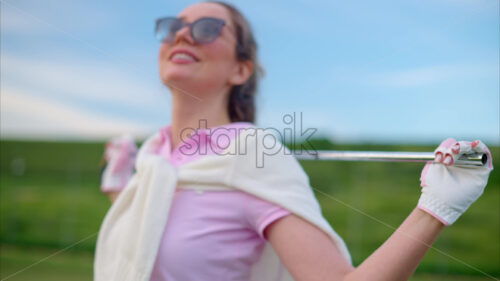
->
[148, 122, 292, 281]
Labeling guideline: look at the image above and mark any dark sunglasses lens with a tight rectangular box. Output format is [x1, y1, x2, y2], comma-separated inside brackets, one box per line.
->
[155, 18, 182, 42]
[192, 18, 223, 44]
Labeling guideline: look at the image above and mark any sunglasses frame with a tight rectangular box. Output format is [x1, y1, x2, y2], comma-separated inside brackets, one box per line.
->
[155, 16, 227, 44]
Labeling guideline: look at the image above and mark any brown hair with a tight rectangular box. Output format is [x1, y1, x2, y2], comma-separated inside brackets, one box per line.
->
[208, 1, 263, 123]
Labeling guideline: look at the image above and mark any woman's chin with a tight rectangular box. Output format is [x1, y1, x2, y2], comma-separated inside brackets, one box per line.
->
[161, 72, 203, 94]
[162, 69, 197, 84]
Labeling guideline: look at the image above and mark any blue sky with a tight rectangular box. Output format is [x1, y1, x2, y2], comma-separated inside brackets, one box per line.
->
[1, 0, 498, 144]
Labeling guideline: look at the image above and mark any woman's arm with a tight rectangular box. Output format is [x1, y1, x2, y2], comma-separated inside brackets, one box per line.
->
[265, 208, 444, 281]
[265, 138, 492, 281]
[104, 191, 121, 203]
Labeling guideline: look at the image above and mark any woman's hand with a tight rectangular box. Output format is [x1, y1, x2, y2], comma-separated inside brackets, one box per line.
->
[101, 134, 138, 194]
[418, 138, 493, 226]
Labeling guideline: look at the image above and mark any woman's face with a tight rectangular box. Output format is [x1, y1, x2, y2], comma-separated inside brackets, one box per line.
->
[159, 2, 248, 98]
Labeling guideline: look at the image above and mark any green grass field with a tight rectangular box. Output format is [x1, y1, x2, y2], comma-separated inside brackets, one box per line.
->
[1, 139, 499, 280]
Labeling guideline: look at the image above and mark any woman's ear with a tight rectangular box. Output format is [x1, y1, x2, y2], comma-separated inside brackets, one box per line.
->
[228, 60, 253, 86]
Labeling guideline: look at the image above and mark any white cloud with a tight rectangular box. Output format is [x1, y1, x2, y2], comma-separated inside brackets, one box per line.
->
[0, 4, 47, 34]
[2, 53, 169, 109]
[0, 87, 156, 141]
[0, 0, 118, 35]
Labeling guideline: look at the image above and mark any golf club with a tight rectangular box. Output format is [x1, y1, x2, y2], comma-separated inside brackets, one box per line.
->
[293, 151, 487, 167]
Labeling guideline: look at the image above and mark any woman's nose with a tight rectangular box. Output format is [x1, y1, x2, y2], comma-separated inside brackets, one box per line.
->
[173, 25, 195, 45]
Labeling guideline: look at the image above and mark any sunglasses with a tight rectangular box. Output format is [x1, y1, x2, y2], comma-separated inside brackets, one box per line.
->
[155, 17, 228, 44]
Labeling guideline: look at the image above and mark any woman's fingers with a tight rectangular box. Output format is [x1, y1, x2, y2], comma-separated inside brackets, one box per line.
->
[434, 138, 456, 166]
[435, 152, 443, 163]
[443, 154, 453, 166]
[434, 139, 476, 167]
[471, 140, 494, 170]
[453, 141, 472, 155]
[442, 140, 473, 166]
[433, 138, 493, 168]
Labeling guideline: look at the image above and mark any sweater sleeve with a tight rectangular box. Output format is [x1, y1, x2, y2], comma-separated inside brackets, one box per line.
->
[243, 192, 292, 240]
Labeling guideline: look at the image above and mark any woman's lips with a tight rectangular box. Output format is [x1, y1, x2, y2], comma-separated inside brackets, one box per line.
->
[169, 49, 199, 64]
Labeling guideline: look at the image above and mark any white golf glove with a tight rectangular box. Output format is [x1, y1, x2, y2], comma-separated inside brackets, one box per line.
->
[417, 138, 493, 225]
[101, 134, 138, 193]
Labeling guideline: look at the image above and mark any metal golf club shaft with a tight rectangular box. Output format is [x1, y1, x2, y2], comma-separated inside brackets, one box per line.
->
[293, 151, 487, 167]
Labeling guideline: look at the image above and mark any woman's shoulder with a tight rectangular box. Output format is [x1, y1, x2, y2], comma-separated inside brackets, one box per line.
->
[231, 124, 289, 151]
[228, 125, 297, 167]
[223, 125, 310, 187]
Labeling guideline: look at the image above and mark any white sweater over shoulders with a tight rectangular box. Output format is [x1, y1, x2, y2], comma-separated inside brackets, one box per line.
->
[94, 127, 351, 281]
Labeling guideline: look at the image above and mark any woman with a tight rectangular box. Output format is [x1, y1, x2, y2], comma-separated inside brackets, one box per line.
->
[96, 1, 493, 281]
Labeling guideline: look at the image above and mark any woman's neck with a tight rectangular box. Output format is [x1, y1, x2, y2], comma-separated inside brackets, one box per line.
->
[169, 89, 231, 150]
